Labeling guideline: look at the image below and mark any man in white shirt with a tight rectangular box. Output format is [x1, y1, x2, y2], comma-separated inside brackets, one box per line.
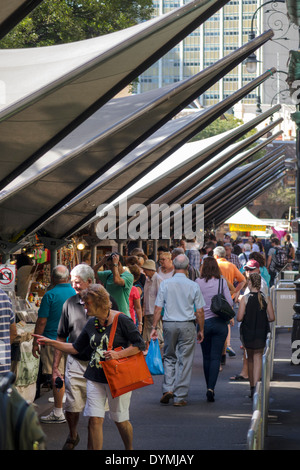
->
[151, 255, 205, 407]
[238, 243, 252, 269]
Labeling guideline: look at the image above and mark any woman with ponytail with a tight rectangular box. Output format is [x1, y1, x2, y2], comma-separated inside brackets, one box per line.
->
[237, 273, 275, 398]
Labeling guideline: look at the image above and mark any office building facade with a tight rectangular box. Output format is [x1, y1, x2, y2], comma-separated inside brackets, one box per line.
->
[136, 0, 296, 111]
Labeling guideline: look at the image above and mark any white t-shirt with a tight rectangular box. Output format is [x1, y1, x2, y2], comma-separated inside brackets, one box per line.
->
[157, 267, 174, 280]
[251, 243, 260, 253]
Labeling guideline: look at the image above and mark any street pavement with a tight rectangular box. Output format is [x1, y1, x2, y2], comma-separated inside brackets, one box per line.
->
[33, 322, 300, 454]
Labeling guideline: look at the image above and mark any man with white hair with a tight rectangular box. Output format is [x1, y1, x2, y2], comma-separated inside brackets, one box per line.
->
[151, 254, 205, 407]
[214, 246, 246, 303]
[172, 247, 200, 281]
[238, 243, 252, 269]
[52, 264, 98, 449]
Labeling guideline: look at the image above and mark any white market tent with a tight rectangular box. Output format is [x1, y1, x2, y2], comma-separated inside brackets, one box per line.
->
[225, 207, 267, 232]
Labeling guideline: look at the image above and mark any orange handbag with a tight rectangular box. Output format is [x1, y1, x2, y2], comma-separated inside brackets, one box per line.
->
[100, 313, 154, 398]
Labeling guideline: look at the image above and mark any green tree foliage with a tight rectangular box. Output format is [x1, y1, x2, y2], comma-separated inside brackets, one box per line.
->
[265, 181, 295, 208]
[0, 0, 154, 48]
[189, 114, 245, 141]
[189, 113, 270, 164]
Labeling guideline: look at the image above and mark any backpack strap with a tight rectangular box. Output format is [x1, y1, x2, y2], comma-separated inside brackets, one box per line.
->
[15, 401, 29, 450]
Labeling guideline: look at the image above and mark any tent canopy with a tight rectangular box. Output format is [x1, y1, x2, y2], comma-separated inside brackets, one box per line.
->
[0, 38, 276, 243]
[33, 69, 277, 241]
[0, 0, 43, 39]
[225, 206, 267, 231]
[0, 0, 231, 189]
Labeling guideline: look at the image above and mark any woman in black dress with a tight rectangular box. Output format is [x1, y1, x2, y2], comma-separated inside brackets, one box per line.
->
[33, 284, 145, 450]
[237, 273, 275, 398]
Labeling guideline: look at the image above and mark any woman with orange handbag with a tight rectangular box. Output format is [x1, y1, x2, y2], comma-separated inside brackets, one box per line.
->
[33, 284, 146, 450]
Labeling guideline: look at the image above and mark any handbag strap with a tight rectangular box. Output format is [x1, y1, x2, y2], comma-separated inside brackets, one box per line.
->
[218, 277, 224, 295]
[107, 312, 121, 351]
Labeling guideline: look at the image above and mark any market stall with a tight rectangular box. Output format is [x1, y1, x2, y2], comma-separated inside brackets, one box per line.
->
[225, 207, 267, 235]
[1, 245, 51, 402]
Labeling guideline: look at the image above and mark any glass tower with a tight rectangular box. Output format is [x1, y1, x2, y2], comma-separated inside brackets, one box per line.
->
[136, 0, 263, 106]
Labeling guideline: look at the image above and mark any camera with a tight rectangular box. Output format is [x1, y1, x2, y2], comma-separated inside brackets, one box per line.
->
[55, 377, 64, 389]
[106, 252, 119, 262]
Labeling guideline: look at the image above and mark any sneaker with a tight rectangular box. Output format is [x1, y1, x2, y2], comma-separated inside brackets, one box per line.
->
[40, 410, 66, 424]
[226, 346, 236, 357]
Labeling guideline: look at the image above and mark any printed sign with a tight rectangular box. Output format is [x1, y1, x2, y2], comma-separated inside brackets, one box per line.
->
[0, 265, 16, 290]
[229, 224, 266, 232]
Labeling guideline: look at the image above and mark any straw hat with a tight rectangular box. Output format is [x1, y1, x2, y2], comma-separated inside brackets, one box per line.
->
[142, 260, 156, 271]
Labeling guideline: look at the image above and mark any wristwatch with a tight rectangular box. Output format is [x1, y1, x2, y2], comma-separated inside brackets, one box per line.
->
[113, 263, 118, 267]
[152, 326, 158, 330]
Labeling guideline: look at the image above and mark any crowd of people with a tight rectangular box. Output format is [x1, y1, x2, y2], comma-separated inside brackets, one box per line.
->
[0, 231, 294, 449]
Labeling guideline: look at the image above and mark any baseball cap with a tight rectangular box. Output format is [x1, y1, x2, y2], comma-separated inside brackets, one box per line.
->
[244, 259, 259, 270]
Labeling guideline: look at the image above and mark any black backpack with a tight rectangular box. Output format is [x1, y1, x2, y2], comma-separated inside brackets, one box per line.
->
[274, 246, 288, 271]
[0, 372, 46, 450]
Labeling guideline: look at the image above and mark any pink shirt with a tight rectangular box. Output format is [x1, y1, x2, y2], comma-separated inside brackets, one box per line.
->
[129, 286, 140, 322]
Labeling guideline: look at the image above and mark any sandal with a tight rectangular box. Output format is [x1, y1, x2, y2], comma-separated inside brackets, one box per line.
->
[229, 374, 248, 381]
[160, 391, 174, 404]
[62, 434, 80, 450]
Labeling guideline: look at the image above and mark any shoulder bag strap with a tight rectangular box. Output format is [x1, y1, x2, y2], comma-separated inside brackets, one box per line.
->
[220, 277, 224, 295]
[107, 312, 121, 351]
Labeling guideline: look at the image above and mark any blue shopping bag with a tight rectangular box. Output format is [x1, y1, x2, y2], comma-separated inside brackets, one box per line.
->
[145, 339, 164, 375]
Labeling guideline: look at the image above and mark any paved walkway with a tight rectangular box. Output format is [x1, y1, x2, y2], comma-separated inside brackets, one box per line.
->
[33, 323, 300, 452]
[265, 328, 300, 450]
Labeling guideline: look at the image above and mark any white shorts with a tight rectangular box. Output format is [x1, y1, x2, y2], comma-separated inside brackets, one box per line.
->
[84, 380, 132, 423]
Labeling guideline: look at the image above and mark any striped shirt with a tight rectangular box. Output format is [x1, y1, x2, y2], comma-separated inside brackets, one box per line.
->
[226, 253, 242, 270]
[0, 289, 15, 375]
[186, 249, 201, 270]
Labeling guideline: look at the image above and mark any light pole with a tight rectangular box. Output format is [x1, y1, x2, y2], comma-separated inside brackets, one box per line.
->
[244, 0, 286, 75]
[244, 0, 287, 115]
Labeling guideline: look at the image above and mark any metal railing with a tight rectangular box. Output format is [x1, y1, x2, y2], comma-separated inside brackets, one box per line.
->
[247, 384, 262, 450]
[247, 322, 275, 450]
